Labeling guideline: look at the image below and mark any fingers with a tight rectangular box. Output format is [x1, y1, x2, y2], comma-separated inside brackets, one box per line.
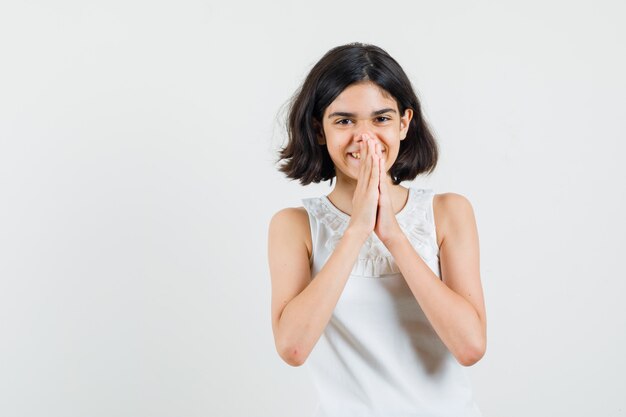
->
[376, 143, 386, 184]
[355, 138, 369, 196]
[355, 134, 382, 199]
[368, 138, 379, 192]
[378, 146, 386, 195]
[361, 135, 372, 175]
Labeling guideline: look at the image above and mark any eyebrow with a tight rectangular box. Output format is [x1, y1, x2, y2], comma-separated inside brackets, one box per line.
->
[327, 108, 397, 118]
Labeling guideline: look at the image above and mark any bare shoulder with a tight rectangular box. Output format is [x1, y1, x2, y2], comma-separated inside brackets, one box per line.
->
[268, 207, 312, 260]
[432, 192, 477, 249]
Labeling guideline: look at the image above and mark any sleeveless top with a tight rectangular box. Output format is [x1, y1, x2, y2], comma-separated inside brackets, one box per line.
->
[301, 187, 484, 417]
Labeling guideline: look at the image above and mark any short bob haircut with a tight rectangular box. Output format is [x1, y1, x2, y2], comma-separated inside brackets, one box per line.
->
[277, 42, 439, 186]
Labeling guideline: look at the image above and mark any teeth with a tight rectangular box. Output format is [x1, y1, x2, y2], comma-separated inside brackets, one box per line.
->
[350, 152, 361, 159]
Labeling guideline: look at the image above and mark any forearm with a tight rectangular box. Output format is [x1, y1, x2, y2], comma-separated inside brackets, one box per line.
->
[385, 233, 485, 366]
[277, 228, 367, 366]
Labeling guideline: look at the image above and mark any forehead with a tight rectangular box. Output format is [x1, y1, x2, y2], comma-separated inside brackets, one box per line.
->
[325, 81, 397, 113]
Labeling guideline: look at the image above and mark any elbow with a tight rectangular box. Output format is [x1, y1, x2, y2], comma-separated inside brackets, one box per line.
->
[283, 355, 306, 367]
[458, 339, 486, 367]
[277, 341, 308, 367]
[273, 320, 310, 367]
[458, 350, 483, 367]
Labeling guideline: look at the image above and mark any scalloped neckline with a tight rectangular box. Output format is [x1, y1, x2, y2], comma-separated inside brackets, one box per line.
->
[321, 187, 414, 222]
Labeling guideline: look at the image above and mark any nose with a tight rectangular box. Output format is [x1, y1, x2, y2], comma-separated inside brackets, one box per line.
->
[354, 130, 377, 143]
[353, 131, 384, 154]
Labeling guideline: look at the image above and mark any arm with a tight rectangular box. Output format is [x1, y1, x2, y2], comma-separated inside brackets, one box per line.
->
[268, 207, 368, 367]
[383, 193, 487, 366]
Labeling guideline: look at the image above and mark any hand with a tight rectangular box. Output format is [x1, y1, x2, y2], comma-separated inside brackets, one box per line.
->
[374, 143, 403, 244]
[347, 135, 380, 239]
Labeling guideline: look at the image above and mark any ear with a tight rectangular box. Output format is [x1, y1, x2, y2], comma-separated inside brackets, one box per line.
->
[313, 119, 326, 145]
[399, 108, 414, 140]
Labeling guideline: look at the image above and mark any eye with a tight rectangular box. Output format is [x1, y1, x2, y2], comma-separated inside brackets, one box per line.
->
[375, 116, 391, 123]
[335, 119, 353, 125]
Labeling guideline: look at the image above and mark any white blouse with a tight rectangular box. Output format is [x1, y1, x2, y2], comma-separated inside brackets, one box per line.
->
[301, 187, 484, 417]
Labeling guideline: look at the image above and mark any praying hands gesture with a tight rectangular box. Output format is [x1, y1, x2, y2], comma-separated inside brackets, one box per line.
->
[347, 134, 404, 245]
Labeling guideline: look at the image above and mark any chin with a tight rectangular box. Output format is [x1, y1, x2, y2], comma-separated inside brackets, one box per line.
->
[334, 168, 358, 182]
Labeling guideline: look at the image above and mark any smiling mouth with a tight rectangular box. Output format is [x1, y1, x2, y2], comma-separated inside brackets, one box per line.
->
[348, 150, 385, 160]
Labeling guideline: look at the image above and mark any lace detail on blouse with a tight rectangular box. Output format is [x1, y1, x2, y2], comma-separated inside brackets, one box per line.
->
[302, 188, 439, 277]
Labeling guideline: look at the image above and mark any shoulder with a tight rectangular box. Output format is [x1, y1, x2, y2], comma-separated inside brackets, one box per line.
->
[270, 206, 309, 226]
[432, 192, 474, 214]
[432, 192, 477, 248]
[268, 207, 312, 258]
[269, 206, 311, 235]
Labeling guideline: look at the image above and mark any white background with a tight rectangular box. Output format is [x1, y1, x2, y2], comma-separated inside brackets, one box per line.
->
[1, 1, 625, 416]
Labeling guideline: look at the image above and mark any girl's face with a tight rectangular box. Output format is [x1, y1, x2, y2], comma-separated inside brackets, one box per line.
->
[319, 81, 413, 182]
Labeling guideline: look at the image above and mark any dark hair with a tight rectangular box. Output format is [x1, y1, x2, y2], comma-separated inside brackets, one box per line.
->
[277, 42, 438, 185]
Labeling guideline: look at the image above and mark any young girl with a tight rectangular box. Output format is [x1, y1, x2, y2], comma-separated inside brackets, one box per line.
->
[268, 43, 486, 416]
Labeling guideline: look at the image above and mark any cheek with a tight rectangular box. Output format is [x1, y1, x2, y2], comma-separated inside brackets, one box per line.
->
[383, 144, 401, 165]
[326, 136, 349, 154]
[328, 143, 344, 156]
[326, 146, 348, 166]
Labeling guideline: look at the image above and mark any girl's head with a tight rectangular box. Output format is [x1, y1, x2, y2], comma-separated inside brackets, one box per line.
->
[278, 42, 438, 185]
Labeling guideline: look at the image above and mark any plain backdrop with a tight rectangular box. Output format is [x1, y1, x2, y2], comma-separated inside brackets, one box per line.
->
[1, 1, 625, 416]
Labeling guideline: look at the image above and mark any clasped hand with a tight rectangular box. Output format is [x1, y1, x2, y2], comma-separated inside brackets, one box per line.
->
[348, 134, 404, 245]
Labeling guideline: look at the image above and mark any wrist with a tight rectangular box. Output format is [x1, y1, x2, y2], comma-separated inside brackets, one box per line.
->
[344, 225, 371, 243]
[380, 228, 407, 248]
